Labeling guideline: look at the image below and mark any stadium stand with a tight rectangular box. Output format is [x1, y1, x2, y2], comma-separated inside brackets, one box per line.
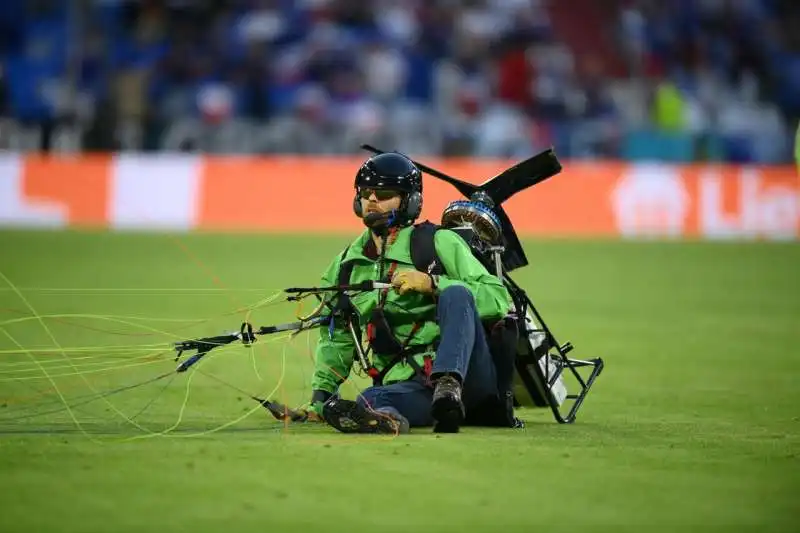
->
[0, 0, 798, 162]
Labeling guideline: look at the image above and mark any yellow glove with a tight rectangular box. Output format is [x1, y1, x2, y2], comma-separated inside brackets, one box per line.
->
[391, 270, 435, 295]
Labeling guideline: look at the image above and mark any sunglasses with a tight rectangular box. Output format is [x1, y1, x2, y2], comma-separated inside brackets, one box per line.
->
[358, 188, 400, 201]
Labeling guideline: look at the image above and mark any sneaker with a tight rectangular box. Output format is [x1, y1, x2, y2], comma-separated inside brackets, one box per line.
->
[431, 375, 465, 433]
[322, 398, 410, 435]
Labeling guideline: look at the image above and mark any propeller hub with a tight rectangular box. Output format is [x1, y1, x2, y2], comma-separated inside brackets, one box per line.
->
[441, 200, 503, 246]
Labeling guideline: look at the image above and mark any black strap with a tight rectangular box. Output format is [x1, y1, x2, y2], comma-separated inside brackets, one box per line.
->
[411, 220, 498, 275]
[330, 247, 364, 358]
[333, 226, 444, 386]
[373, 343, 434, 386]
[410, 220, 447, 276]
[334, 246, 355, 313]
[337, 222, 446, 299]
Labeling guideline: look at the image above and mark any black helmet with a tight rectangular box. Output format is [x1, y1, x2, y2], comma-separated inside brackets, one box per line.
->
[354, 152, 423, 194]
[353, 152, 423, 226]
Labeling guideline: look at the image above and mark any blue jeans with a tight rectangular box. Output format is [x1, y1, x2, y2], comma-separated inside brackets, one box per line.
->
[356, 285, 499, 426]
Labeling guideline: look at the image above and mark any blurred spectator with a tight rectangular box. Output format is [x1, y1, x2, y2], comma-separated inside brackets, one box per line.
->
[0, 0, 796, 163]
[0, 60, 8, 116]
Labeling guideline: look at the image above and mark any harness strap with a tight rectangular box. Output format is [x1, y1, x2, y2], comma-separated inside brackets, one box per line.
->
[407, 353, 435, 388]
[371, 318, 434, 383]
[336, 226, 441, 386]
[373, 341, 434, 386]
[377, 261, 398, 307]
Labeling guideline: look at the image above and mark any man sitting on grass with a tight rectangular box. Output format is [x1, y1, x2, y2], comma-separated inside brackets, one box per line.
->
[305, 151, 521, 434]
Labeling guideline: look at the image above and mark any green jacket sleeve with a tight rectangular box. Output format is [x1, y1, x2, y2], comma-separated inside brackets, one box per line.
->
[310, 253, 356, 397]
[433, 229, 512, 320]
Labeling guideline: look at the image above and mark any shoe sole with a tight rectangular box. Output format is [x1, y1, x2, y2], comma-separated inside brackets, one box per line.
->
[431, 395, 465, 433]
[322, 398, 405, 434]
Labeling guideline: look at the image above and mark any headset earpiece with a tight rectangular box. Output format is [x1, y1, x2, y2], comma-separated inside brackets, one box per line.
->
[404, 191, 423, 222]
[353, 193, 363, 218]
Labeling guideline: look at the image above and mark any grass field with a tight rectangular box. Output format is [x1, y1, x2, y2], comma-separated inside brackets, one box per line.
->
[0, 229, 798, 533]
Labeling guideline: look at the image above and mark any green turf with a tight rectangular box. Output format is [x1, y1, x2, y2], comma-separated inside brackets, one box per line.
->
[0, 229, 797, 533]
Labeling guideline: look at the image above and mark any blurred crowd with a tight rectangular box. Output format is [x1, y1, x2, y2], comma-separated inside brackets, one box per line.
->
[0, 0, 798, 162]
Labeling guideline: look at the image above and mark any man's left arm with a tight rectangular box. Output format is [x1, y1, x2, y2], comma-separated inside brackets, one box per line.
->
[432, 229, 512, 320]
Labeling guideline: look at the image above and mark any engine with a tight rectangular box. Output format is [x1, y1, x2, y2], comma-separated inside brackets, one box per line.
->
[440, 191, 506, 277]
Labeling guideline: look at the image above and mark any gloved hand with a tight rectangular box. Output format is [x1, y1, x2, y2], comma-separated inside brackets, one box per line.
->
[262, 400, 324, 423]
[391, 270, 435, 295]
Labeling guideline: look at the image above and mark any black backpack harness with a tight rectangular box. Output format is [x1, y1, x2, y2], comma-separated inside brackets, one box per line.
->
[333, 221, 446, 387]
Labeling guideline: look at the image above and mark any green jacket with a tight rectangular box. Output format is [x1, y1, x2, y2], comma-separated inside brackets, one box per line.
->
[311, 224, 512, 396]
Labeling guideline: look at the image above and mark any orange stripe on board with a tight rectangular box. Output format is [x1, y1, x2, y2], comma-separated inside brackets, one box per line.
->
[390, 158, 626, 236]
[21, 155, 111, 226]
[502, 161, 625, 236]
[11, 155, 796, 238]
[198, 157, 364, 232]
[685, 164, 800, 238]
[196, 157, 627, 236]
